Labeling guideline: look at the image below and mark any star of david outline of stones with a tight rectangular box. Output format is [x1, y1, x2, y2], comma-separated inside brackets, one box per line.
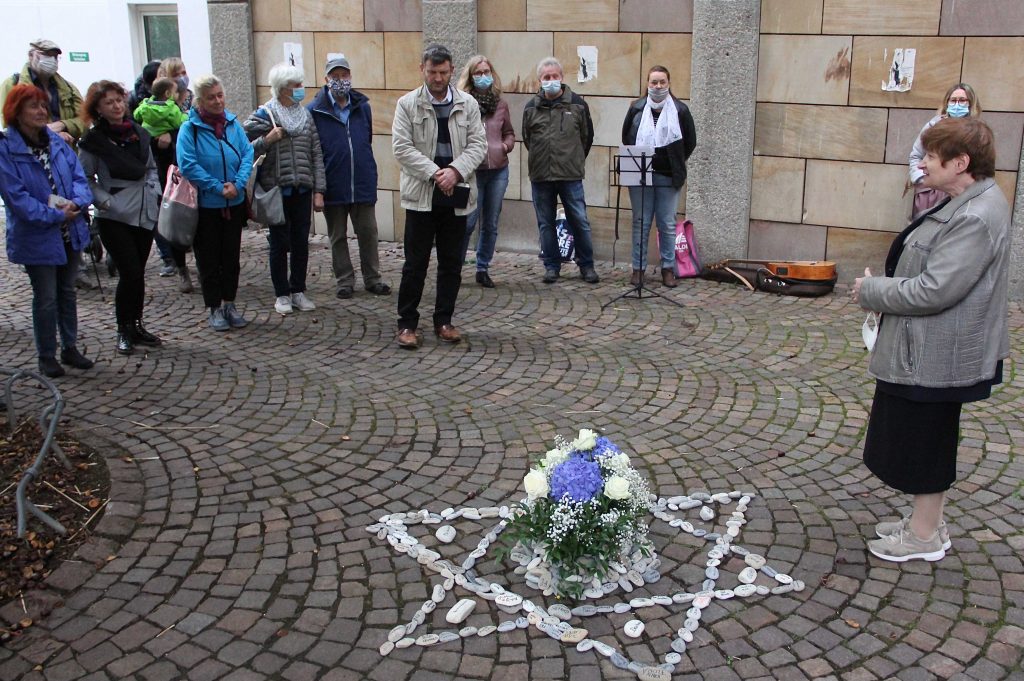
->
[367, 492, 806, 678]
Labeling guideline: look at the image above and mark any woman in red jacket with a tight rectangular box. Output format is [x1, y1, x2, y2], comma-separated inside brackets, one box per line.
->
[457, 55, 515, 289]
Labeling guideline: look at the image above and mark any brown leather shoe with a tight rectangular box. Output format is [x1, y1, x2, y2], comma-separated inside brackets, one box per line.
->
[434, 324, 462, 343]
[630, 269, 642, 286]
[661, 268, 677, 288]
[397, 328, 422, 349]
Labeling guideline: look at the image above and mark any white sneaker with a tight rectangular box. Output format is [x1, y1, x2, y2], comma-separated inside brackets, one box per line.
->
[274, 296, 293, 315]
[291, 291, 316, 311]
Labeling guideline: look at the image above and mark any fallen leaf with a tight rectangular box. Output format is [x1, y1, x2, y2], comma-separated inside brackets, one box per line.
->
[844, 618, 861, 629]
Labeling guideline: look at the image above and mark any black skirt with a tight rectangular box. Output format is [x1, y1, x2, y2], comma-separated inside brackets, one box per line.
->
[862, 386, 962, 494]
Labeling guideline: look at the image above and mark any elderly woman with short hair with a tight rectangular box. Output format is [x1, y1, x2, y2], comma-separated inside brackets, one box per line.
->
[0, 84, 94, 377]
[176, 74, 254, 331]
[853, 117, 1010, 563]
[244, 63, 326, 315]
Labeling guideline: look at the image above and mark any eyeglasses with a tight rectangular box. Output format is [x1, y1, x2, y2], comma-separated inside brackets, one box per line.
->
[948, 97, 970, 105]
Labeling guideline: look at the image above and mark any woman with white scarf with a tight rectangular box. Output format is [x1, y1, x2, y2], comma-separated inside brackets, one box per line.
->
[620, 66, 697, 288]
[244, 63, 326, 315]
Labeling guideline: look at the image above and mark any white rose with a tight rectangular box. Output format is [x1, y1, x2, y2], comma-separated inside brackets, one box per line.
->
[523, 469, 550, 499]
[610, 453, 630, 470]
[544, 448, 568, 468]
[574, 428, 598, 451]
[604, 475, 631, 500]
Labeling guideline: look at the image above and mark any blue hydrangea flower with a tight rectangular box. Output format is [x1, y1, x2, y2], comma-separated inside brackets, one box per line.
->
[593, 437, 621, 457]
[549, 456, 604, 502]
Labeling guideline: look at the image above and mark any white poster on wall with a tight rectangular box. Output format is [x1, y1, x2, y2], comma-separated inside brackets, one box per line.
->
[881, 48, 915, 92]
[284, 42, 303, 70]
[577, 46, 598, 83]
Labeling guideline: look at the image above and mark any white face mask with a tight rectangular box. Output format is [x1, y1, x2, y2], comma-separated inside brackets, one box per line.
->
[35, 55, 58, 75]
[862, 312, 880, 352]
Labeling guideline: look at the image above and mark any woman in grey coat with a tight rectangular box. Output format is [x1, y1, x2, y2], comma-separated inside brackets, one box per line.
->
[244, 63, 326, 315]
[78, 80, 161, 355]
[852, 117, 1009, 564]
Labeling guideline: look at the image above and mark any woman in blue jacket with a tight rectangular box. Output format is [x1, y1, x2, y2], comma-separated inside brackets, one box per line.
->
[176, 75, 253, 331]
[0, 84, 94, 377]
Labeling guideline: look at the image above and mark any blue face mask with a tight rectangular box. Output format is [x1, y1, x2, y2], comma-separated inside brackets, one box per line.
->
[540, 79, 561, 96]
[473, 74, 494, 90]
[947, 102, 969, 118]
[291, 87, 306, 103]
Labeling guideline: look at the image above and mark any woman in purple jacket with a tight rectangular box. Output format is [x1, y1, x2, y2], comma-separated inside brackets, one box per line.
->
[0, 84, 94, 377]
[457, 55, 515, 288]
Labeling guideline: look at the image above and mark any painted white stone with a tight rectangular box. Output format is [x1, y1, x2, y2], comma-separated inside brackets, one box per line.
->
[576, 638, 595, 652]
[734, 584, 757, 597]
[745, 553, 766, 569]
[379, 641, 394, 656]
[497, 620, 517, 633]
[738, 566, 758, 584]
[665, 652, 682, 664]
[431, 584, 446, 603]
[435, 525, 456, 543]
[477, 625, 497, 636]
[446, 598, 477, 624]
[561, 627, 589, 643]
[416, 633, 440, 646]
[638, 667, 671, 681]
[495, 592, 523, 612]
[387, 625, 406, 643]
[775, 573, 793, 585]
[459, 626, 478, 637]
[395, 637, 415, 648]
[548, 604, 571, 621]
[624, 619, 645, 638]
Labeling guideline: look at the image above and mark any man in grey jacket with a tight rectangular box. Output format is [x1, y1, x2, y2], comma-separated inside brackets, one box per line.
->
[522, 57, 599, 284]
[392, 44, 486, 349]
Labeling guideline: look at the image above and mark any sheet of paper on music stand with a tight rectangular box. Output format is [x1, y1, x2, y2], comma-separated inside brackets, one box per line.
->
[616, 145, 655, 187]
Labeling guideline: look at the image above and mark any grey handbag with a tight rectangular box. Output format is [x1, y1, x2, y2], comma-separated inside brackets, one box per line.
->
[248, 106, 285, 226]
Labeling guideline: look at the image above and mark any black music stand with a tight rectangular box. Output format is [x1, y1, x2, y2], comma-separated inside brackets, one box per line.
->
[603, 145, 685, 310]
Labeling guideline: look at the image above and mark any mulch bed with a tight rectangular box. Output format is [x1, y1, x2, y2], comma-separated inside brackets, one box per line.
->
[0, 418, 109, 641]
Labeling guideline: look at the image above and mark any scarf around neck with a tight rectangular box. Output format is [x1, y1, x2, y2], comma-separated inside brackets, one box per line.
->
[80, 118, 148, 181]
[264, 98, 310, 136]
[470, 88, 498, 117]
[199, 108, 228, 139]
[636, 95, 682, 149]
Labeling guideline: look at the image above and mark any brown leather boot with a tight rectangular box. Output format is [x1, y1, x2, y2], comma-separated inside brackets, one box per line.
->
[630, 269, 642, 286]
[661, 268, 677, 288]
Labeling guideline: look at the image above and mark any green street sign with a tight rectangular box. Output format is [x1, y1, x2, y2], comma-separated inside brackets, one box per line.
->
[68, 52, 89, 63]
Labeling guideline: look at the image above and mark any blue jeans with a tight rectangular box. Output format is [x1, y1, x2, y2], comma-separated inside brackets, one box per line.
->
[25, 246, 80, 359]
[463, 165, 509, 272]
[531, 179, 595, 270]
[268, 190, 312, 298]
[628, 173, 680, 270]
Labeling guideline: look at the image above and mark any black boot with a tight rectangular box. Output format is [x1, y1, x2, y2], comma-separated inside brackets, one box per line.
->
[131, 320, 162, 347]
[116, 325, 134, 355]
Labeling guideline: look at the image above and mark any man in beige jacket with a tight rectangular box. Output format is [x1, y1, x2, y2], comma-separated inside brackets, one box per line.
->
[392, 44, 486, 349]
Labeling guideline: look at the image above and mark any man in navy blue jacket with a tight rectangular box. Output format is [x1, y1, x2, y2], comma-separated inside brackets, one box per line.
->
[308, 55, 390, 299]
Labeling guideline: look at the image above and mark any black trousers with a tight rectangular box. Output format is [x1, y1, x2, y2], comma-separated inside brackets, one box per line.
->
[193, 205, 246, 310]
[97, 218, 154, 326]
[397, 206, 465, 330]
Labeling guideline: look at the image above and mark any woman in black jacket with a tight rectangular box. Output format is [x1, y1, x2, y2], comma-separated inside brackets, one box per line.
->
[621, 65, 696, 288]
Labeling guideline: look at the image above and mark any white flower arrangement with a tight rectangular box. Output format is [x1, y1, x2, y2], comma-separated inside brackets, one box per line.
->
[498, 429, 654, 598]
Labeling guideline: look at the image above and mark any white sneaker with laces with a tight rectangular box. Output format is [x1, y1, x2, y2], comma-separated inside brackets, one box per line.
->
[291, 291, 316, 311]
[875, 516, 951, 551]
[275, 296, 293, 315]
[868, 526, 945, 563]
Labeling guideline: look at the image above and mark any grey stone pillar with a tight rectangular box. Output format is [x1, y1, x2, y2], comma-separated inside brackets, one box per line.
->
[1010, 140, 1024, 300]
[687, 0, 761, 264]
[422, 0, 477, 73]
[207, 0, 257, 118]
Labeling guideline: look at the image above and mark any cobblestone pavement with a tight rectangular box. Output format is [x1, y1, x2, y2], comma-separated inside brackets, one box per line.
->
[0, 229, 1022, 681]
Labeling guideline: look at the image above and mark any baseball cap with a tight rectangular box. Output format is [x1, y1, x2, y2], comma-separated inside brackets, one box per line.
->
[30, 39, 62, 54]
[325, 54, 350, 76]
